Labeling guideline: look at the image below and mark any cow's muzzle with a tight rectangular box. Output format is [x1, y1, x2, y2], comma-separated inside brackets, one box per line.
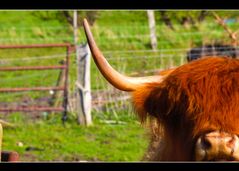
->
[195, 131, 239, 161]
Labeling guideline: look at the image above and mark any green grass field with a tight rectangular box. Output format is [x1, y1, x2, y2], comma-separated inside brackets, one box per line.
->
[3, 112, 148, 161]
[0, 10, 238, 161]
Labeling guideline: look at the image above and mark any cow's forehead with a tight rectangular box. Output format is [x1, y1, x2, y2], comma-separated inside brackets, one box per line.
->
[169, 58, 239, 135]
[149, 57, 239, 129]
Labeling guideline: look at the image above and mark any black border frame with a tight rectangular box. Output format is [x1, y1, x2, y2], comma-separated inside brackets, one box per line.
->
[0, 1, 239, 170]
[0, 0, 238, 9]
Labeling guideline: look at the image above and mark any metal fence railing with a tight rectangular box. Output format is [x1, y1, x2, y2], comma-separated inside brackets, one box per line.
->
[0, 43, 74, 122]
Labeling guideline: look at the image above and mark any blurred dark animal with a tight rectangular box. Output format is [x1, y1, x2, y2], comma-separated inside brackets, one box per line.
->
[186, 44, 239, 62]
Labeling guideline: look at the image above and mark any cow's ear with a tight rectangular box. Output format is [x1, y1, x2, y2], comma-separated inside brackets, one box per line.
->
[132, 83, 172, 122]
[132, 81, 187, 122]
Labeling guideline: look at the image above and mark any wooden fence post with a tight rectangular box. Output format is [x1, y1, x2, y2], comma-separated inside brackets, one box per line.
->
[147, 10, 158, 51]
[73, 10, 78, 45]
[76, 44, 92, 126]
[0, 124, 2, 161]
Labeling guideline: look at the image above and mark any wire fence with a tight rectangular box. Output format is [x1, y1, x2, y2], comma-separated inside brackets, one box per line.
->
[84, 20, 239, 120]
[0, 19, 239, 121]
[0, 21, 238, 43]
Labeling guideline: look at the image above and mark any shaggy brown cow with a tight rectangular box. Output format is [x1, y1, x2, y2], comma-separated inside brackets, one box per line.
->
[83, 19, 239, 161]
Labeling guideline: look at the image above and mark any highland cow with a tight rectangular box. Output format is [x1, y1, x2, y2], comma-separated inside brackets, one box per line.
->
[83, 19, 239, 161]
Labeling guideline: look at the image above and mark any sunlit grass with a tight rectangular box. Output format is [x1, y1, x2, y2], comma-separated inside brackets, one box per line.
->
[2, 112, 148, 161]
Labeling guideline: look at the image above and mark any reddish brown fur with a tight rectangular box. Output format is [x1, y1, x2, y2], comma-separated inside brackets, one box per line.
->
[132, 57, 239, 161]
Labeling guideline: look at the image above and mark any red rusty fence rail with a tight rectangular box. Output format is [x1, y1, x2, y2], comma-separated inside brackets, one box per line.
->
[0, 43, 74, 122]
[0, 65, 66, 71]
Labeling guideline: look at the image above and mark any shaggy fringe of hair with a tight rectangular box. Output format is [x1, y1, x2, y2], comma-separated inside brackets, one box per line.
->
[132, 57, 239, 160]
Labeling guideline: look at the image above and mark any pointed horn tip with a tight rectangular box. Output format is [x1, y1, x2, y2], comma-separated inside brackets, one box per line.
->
[83, 18, 89, 27]
[82, 17, 166, 92]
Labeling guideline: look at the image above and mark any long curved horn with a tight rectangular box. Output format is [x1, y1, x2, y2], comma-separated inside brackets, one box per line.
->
[83, 18, 166, 91]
